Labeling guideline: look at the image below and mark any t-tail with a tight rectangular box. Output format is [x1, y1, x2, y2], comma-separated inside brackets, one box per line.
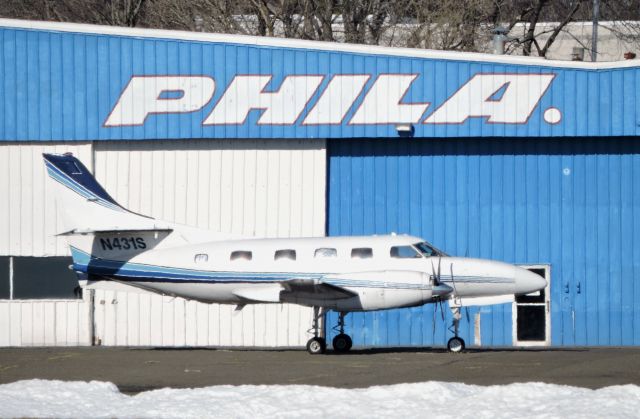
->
[43, 153, 170, 234]
[43, 153, 180, 276]
[43, 152, 242, 276]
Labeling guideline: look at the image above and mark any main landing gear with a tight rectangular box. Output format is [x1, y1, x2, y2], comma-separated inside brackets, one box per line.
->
[447, 305, 465, 353]
[306, 307, 327, 354]
[306, 308, 353, 354]
[332, 312, 352, 353]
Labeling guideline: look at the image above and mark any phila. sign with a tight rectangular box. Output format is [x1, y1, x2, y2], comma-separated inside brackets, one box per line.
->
[104, 73, 559, 128]
[4, 22, 638, 141]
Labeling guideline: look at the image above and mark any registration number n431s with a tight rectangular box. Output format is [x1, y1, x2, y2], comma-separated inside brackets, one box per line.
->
[99, 237, 147, 251]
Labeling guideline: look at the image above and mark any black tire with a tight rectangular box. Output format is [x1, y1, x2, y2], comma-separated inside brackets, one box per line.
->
[447, 337, 465, 353]
[306, 337, 327, 354]
[332, 334, 353, 353]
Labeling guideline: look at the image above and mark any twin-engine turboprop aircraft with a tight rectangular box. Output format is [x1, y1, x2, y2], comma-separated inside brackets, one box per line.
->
[43, 153, 546, 354]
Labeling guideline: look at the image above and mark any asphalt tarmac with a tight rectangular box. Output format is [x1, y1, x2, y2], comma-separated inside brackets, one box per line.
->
[1, 347, 638, 394]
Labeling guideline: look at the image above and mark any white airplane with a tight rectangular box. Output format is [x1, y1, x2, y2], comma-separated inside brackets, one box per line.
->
[43, 153, 546, 354]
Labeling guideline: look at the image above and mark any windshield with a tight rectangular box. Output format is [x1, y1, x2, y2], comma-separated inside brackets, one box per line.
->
[413, 241, 446, 257]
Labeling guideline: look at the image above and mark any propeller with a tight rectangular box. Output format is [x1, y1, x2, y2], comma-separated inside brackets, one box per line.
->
[448, 262, 470, 323]
[449, 262, 457, 296]
[431, 255, 446, 334]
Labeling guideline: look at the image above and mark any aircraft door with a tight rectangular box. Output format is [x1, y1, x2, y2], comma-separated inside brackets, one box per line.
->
[513, 265, 551, 347]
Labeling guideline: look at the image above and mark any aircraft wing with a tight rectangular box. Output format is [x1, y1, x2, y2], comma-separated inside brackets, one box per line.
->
[282, 278, 358, 300]
[230, 279, 357, 304]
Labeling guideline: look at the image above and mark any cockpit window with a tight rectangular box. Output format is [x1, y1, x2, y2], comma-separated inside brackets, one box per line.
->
[390, 245, 421, 258]
[414, 242, 445, 257]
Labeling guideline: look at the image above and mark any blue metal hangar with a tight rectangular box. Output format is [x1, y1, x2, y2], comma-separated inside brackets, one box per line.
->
[1, 18, 639, 348]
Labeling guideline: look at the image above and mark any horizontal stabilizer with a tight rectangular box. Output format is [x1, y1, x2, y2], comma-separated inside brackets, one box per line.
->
[232, 284, 284, 303]
[58, 227, 173, 236]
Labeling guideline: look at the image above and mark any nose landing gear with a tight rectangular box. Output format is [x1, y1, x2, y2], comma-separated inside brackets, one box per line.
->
[447, 305, 465, 353]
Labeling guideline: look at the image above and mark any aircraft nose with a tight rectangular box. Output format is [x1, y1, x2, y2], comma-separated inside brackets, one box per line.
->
[514, 267, 547, 295]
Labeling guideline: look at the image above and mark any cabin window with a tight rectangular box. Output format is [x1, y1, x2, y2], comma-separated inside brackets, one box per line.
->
[230, 250, 252, 261]
[194, 253, 209, 264]
[274, 249, 296, 261]
[314, 248, 337, 258]
[351, 248, 373, 259]
[390, 246, 421, 259]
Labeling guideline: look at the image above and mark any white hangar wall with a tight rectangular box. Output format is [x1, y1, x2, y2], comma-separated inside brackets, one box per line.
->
[93, 139, 326, 238]
[0, 139, 326, 347]
[0, 142, 93, 257]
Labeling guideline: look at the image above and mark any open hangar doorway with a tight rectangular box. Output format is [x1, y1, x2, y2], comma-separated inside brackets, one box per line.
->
[325, 137, 640, 349]
[514, 265, 551, 347]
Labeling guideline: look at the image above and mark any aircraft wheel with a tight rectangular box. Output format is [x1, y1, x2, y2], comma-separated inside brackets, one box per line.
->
[332, 334, 353, 353]
[306, 337, 327, 355]
[447, 337, 465, 353]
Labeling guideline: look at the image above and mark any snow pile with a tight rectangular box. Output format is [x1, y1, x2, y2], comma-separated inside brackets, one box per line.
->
[0, 380, 639, 418]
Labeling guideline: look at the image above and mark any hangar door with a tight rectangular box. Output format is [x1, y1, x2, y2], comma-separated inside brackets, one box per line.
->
[327, 138, 640, 348]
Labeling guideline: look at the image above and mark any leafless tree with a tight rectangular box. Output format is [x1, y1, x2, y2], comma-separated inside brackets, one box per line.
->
[1, 0, 638, 58]
[503, 0, 589, 57]
[399, 0, 495, 51]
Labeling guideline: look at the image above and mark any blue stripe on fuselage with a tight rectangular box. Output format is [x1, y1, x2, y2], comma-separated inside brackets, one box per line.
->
[69, 247, 514, 288]
[70, 247, 324, 282]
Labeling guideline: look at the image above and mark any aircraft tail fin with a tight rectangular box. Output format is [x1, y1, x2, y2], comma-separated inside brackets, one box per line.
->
[43, 153, 169, 234]
[44, 153, 245, 270]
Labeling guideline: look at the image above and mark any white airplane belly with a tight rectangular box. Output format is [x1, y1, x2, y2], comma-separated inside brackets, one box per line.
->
[125, 281, 271, 304]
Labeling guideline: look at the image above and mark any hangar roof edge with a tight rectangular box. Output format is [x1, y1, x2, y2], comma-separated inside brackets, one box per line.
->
[1, 17, 638, 71]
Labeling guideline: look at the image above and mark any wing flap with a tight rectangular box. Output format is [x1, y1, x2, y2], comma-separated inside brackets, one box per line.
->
[283, 279, 357, 299]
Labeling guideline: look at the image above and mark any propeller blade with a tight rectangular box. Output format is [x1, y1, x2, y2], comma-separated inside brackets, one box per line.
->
[449, 262, 457, 295]
[433, 302, 437, 334]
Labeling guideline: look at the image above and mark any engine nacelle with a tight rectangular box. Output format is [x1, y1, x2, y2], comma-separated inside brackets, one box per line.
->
[326, 270, 433, 311]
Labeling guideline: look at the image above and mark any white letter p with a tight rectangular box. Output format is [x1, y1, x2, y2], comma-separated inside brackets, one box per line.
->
[104, 76, 215, 127]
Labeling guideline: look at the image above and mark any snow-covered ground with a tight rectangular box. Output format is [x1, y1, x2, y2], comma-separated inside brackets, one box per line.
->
[0, 380, 639, 418]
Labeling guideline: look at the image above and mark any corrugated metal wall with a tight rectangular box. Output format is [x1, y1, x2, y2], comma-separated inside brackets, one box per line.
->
[0, 297, 92, 346]
[0, 139, 326, 254]
[92, 288, 310, 347]
[1, 22, 639, 141]
[327, 137, 640, 347]
[0, 142, 92, 256]
[93, 139, 326, 238]
[0, 139, 325, 347]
